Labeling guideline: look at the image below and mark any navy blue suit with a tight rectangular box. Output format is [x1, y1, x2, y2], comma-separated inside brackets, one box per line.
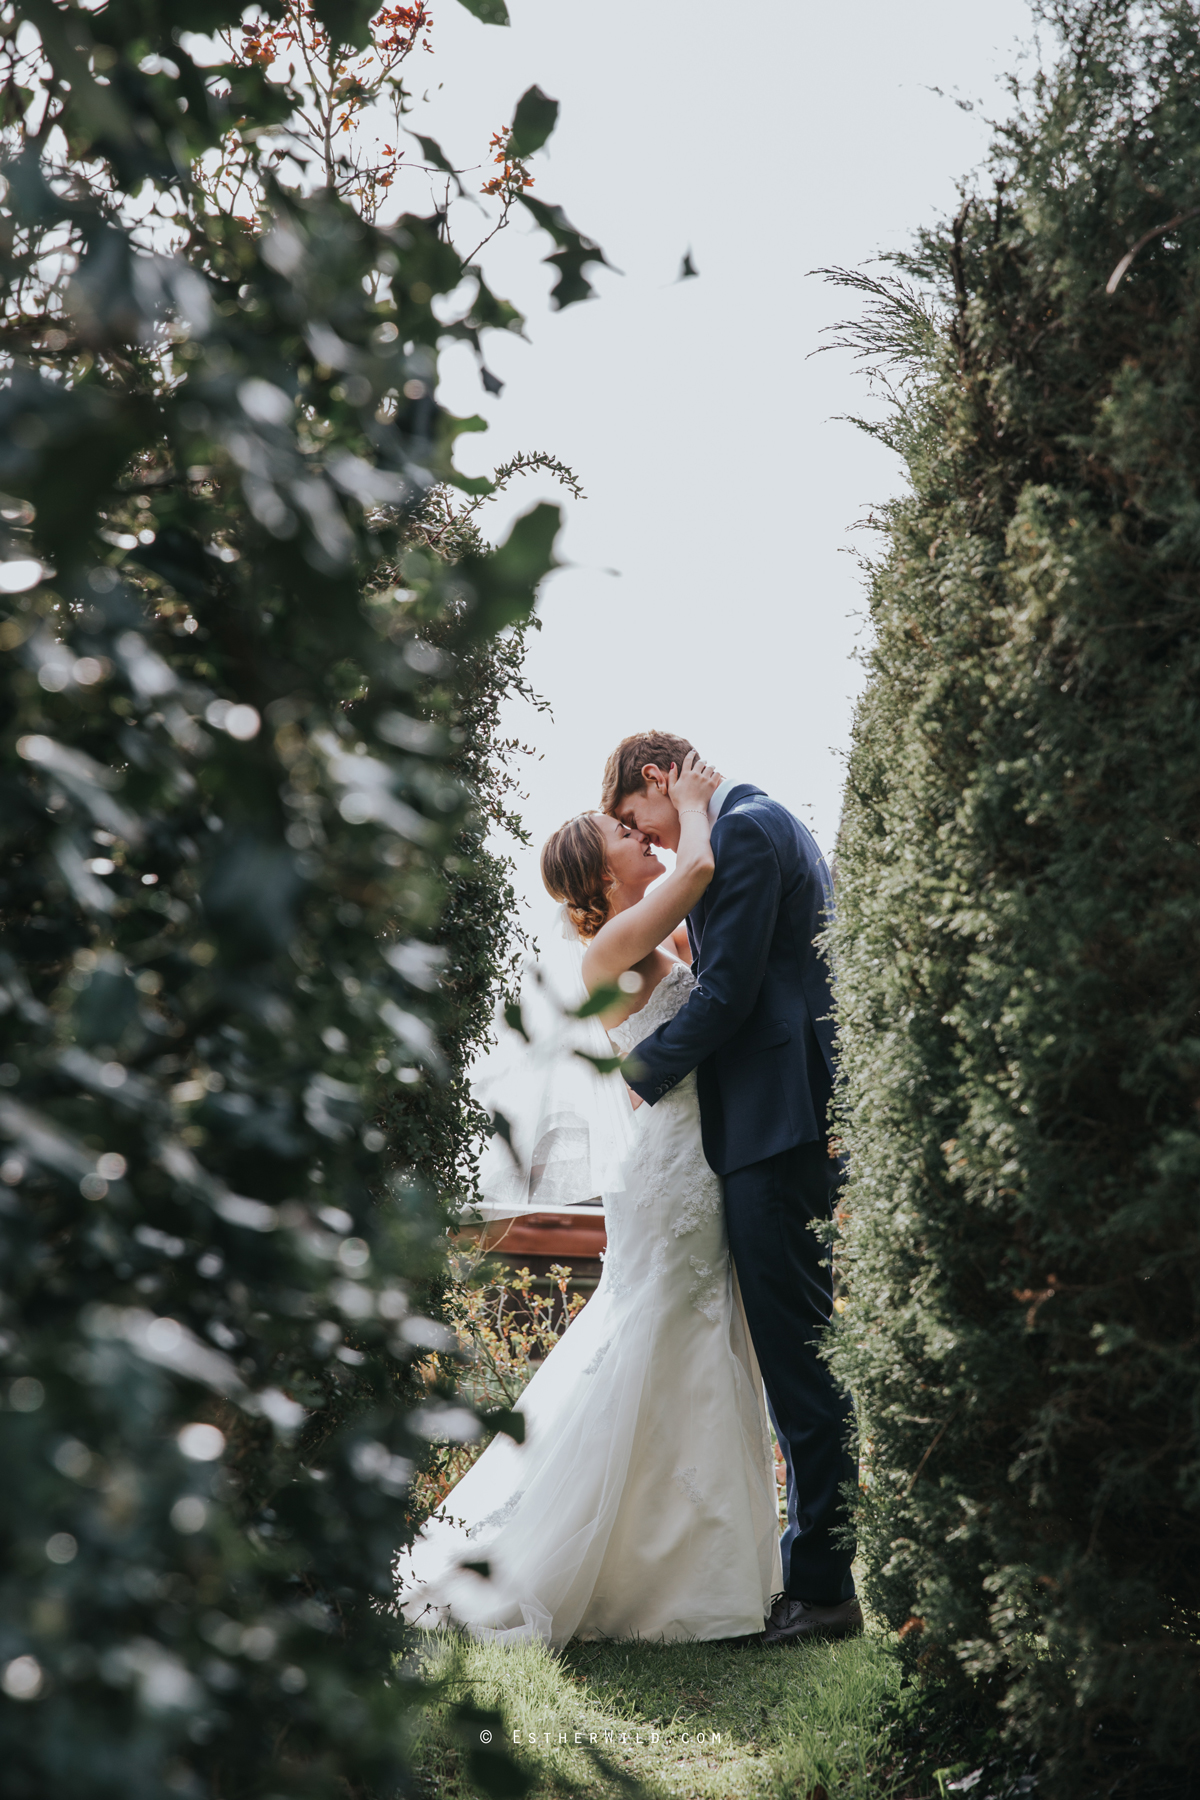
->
[625, 784, 857, 1605]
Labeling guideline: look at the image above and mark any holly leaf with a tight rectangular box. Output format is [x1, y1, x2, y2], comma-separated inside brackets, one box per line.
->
[453, 503, 561, 638]
[408, 132, 465, 197]
[574, 1051, 625, 1075]
[503, 1001, 528, 1041]
[481, 1406, 524, 1443]
[466, 271, 523, 333]
[308, 0, 377, 49]
[489, 1108, 514, 1146]
[508, 85, 559, 159]
[453, 0, 511, 22]
[519, 195, 614, 309]
[575, 984, 620, 1019]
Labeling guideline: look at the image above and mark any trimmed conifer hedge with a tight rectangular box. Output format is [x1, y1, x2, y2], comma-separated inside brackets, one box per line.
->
[829, 3, 1200, 1790]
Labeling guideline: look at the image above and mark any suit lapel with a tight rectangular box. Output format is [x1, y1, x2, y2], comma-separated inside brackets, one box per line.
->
[689, 784, 765, 955]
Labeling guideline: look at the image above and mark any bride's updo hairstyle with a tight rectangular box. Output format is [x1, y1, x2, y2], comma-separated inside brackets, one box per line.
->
[541, 812, 610, 940]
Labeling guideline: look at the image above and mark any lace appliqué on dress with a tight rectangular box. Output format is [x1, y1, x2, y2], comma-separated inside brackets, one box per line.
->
[609, 965, 721, 1232]
[603, 1256, 631, 1301]
[669, 1140, 721, 1238]
[583, 1339, 611, 1376]
[607, 962, 695, 1056]
[672, 1466, 704, 1508]
[688, 1256, 725, 1322]
[466, 1489, 524, 1541]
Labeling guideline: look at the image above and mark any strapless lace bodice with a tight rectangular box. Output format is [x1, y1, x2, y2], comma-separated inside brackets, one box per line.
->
[608, 961, 695, 1055]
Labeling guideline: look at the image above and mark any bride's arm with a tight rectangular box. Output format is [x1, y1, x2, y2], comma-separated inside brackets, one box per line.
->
[582, 754, 720, 993]
[666, 924, 692, 963]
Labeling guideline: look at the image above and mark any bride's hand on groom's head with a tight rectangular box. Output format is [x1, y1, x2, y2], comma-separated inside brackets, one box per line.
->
[666, 749, 723, 815]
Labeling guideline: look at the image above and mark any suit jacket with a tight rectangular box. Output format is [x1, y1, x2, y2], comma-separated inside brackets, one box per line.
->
[624, 784, 836, 1176]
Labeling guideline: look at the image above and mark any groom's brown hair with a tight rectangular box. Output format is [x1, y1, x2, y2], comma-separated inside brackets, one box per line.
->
[601, 731, 696, 815]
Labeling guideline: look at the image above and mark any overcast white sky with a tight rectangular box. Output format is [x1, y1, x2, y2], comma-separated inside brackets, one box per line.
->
[410, 0, 1036, 932]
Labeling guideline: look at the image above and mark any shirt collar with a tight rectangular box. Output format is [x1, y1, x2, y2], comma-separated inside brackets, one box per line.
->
[707, 777, 737, 825]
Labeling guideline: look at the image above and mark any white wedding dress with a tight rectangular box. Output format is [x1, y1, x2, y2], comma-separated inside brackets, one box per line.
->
[396, 961, 782, 1644]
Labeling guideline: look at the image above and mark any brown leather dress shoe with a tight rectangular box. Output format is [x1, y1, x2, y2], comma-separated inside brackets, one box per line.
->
[760, 1593, 864, 1646]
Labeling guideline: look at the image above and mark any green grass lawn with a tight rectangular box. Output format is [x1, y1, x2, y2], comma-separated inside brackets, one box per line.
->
[407, 1299, 930, 1798]
[408, 1624, 909, 1799]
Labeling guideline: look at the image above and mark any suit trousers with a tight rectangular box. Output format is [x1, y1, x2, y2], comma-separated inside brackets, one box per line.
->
[723, 1138, 857, 1606]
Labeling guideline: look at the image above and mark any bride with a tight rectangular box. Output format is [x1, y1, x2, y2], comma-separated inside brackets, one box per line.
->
[396, 753, 781, 1644]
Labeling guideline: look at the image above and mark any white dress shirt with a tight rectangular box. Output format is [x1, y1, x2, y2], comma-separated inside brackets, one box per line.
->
[707, 776, 737, 827]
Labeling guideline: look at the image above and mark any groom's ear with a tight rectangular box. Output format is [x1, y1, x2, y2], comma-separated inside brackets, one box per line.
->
[641, 762, 667, 793]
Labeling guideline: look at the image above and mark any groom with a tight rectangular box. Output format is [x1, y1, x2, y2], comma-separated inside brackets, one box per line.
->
[602, 731, 861, 1645]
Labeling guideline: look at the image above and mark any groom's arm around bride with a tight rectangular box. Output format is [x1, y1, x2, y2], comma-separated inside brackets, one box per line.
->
[601, 732, 835, 1173]
[602, 730, 861, 1639]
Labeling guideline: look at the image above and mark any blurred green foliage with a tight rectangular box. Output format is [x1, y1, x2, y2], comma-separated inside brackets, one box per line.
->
[828, 3, 1200, 1792]
[0, 1, 596, 1793]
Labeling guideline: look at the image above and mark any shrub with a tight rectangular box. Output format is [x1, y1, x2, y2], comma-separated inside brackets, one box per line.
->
[409, 1249, 587, 1521]
[0, 2, 594, 1792]
[829, 3, 1200, 1790]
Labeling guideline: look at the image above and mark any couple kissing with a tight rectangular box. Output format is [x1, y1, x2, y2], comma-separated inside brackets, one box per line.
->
[397, 730, 860, 1650]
